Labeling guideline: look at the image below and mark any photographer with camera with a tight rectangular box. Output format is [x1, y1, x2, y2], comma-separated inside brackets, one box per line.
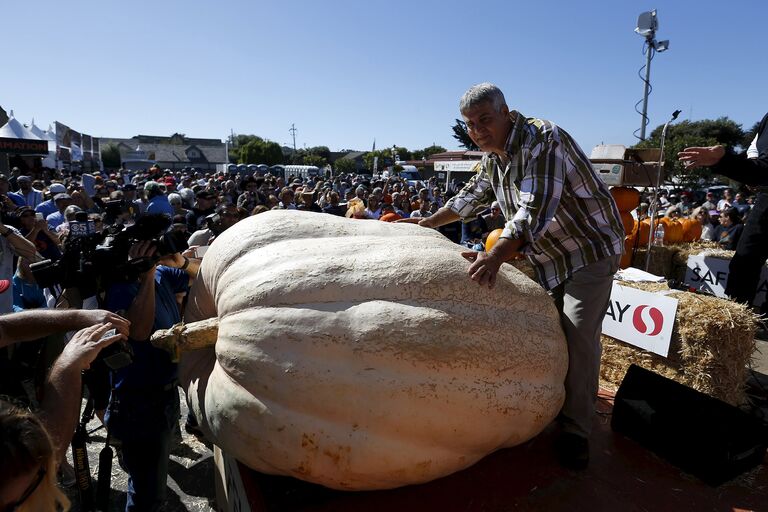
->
[188, 203, 242, 247]
[16, 206, 62, 262]
[236, 176, 266, 212]
[103, 239, 199, 511]
[1, 311, 128, 512]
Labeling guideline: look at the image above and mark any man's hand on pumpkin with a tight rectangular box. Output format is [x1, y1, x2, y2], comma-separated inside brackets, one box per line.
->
[462, 250, 502, 289]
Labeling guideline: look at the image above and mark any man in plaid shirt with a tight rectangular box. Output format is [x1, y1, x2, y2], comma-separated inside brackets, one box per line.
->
[417, 83, 624, 469]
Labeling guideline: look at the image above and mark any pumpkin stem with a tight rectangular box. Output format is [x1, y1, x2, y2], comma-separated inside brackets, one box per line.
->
[150, 317, 220, 361]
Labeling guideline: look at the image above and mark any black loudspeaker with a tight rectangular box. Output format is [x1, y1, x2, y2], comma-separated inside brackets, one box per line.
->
[611, 364, 768, 486]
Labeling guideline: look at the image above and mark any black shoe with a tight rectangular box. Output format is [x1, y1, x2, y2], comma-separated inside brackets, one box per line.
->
[555, 432, 589, 470]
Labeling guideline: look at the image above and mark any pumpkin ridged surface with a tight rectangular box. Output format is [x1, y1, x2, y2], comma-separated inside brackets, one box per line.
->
[180, 210, 568, 490]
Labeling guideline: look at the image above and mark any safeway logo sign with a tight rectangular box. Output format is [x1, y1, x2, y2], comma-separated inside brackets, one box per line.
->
[632, 305, 664, 336]
[602, 282, 678, 357]
[684, 254, 768, 306]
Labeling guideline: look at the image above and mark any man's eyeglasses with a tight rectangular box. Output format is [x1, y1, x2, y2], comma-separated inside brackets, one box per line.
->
[3, 467, 46, 512]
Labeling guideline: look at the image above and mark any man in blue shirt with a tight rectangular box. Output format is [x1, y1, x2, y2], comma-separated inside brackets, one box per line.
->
[144, 181, 174, 218]
[105, 241, 200, 511]
[35, 183, 67, 218]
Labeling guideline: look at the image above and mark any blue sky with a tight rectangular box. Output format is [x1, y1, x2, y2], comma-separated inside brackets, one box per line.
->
[3, 0, 766, 154]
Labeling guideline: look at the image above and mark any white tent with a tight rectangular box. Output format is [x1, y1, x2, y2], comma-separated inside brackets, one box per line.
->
[0, 113, 42, 140]
[27, 119, 47, 140]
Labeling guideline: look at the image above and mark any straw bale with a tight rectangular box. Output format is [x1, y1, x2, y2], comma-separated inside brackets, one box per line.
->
[600, 281, 758, 406]
[629, 245, 680, 278]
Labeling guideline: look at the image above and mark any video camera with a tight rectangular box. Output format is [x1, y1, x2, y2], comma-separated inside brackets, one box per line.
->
[30, 213, 185, 298]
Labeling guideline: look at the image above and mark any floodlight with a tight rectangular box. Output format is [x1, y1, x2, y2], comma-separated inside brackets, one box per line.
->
[655, 40, 669, 52]
[635, 10, 657, 38]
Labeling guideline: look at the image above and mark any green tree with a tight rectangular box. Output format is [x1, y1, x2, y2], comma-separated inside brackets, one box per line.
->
[393, 146, 412, 161]
[101, 143, 121, 169]
[238, 137, 284, 165]
[306, 146, 330, 160]
[452, 120, 478, 150]
[303, 154, 327, 167]
[742, 120, 761, 150]
[633, 117, 745, 188]
[362, 149, 394, 172]
[333, 158, 357, 174]
[412, 145, 447, 160]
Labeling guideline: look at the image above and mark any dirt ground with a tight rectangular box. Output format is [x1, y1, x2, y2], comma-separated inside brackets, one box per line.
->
[64, 389, 216, 512]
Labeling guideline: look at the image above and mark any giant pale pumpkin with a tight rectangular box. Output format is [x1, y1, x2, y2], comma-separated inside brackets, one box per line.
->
[179, 210, 568, 491]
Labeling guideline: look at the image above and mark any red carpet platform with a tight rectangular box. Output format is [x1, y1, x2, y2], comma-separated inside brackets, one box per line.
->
[230, 389, 768, 512]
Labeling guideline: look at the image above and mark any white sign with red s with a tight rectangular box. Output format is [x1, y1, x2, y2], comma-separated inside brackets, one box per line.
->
[601, 282, 678, 357]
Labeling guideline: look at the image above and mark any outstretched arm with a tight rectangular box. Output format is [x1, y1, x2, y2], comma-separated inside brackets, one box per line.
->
[0, 309, 130, 348]
[39, 322, 126, 461]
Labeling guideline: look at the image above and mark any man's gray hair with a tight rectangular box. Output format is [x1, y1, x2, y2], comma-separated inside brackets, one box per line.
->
[459, 82, 507, 114]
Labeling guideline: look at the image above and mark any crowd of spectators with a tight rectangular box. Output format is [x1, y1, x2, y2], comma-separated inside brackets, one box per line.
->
[640, 187, 753, 250]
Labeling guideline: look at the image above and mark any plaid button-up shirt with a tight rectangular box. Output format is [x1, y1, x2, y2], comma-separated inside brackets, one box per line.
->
[445, 111, 624, 290]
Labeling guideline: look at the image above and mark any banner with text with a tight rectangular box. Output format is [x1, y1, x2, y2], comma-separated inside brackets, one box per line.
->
[683, 254, 768, 306]
[602, 282, 678, 357]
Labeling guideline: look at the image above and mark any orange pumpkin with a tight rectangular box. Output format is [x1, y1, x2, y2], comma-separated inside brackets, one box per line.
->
[637, 218, 657, 245]
[380, 213, 402, 222]
[620, 212, 635, 236]
[659, 218, 684, 244]
[610, 187, 641, 212]
[485, 228, 522, 260]
[681, 218, 702, 242]
[620, 236, 635, 269]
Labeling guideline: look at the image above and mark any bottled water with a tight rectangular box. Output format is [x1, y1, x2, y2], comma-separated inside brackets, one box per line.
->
[653, 223, 665, 246]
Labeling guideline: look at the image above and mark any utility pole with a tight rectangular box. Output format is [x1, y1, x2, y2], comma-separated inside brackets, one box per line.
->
[289, 124, 297, 154]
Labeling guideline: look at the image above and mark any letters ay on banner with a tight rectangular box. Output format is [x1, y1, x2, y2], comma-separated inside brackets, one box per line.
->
[602, 282, 678, 358]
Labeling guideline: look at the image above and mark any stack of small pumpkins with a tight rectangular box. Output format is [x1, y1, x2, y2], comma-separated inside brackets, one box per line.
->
[611, 187, 704, 269]
[610, 187, 641, 269]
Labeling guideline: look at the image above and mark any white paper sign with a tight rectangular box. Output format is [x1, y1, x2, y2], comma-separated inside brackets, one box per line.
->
[602, 282, 678, 357]
[683, 255, 768, 306]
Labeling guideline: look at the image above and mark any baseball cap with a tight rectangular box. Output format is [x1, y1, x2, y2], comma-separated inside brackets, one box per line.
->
[54, 193, 72, 201]
[17, 175, 31, 183]
[48, 183, 67, 194]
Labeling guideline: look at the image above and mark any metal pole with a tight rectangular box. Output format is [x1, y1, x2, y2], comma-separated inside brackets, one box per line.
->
[644, 110, 680, 271]
[639, 39, 653, 141]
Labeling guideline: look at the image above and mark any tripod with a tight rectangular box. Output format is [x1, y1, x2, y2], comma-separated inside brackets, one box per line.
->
[71, 372, 119, 512]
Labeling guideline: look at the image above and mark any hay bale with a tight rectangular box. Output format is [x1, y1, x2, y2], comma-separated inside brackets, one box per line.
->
[600, 281, 758, 406]
[629, 245, 680, 278]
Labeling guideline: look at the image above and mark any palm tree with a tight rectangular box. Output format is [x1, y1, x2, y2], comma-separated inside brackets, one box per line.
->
[452, 120, 478, 150]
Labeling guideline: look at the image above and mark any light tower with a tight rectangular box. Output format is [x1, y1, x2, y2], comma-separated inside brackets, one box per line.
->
[635, 9, 670, 141]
